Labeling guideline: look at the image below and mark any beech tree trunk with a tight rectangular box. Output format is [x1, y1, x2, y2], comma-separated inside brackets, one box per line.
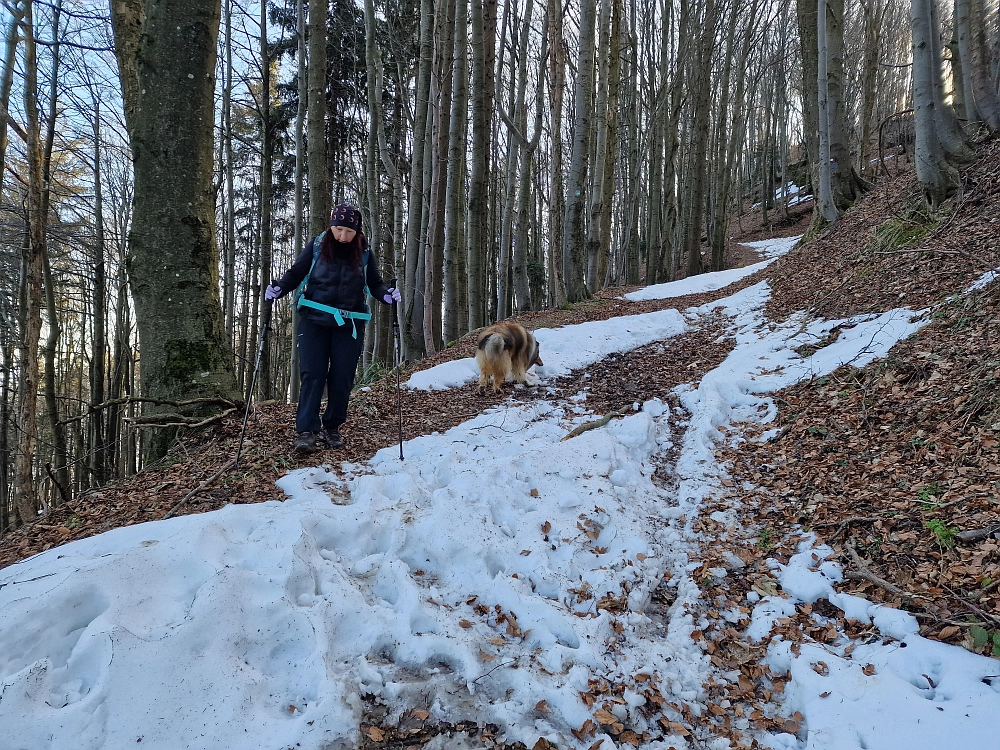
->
[911, 0, 961, 207]
[468, 0, 497, 329]
[683, 0, 716, 278]
[817, 0, 839, 222]
[308, 0, 329, 237]
[562, 0, 598, 302]
[404, 0, 434, 358]
[797, 0, 820, 203]
[111, 0, 239, 461]
[423, 0, 455, 353]
[257, 0, 273, 399]
[443, 0, 469, 342]
[546, 0, 566, 308]
[957, 0, 1000, 131]
[825, 0, 871, 211]
[291, 0, 305, 399]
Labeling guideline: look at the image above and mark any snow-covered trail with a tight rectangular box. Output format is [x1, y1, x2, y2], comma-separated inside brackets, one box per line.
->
[3, 238, 999, 750]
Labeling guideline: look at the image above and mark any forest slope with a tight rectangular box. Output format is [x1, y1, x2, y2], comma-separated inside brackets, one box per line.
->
[3, 139, 999, 650]
[2, 140, 1000, 750]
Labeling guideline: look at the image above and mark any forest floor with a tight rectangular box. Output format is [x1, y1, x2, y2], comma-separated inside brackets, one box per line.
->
[3, 138, 1000, 748]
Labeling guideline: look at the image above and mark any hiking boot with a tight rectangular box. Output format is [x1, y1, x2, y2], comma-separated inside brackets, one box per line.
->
[323, 427, 344, 449]
[293, 432, 320, 454]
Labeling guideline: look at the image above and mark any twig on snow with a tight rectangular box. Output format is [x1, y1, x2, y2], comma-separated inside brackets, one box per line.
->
[560, 406, 633, 441]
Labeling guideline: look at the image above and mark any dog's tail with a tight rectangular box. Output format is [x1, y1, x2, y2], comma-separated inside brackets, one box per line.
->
[478, 333, 506, 360]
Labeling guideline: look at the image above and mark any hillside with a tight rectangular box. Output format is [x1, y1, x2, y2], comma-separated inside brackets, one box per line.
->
[2, 139, 999, 749]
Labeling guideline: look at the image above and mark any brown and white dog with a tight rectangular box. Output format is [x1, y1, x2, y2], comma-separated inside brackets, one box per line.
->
[475, 322, 543, 393]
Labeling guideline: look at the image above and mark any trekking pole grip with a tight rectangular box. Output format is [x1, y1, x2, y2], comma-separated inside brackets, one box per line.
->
[389, 277, 399, 327]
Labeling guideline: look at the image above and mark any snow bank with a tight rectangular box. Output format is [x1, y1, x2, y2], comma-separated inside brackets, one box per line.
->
[407, 309, 688, 390]
[624, 235, 800, 303]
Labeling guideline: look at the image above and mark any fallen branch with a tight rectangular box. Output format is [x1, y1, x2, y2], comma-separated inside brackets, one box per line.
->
[163, 459, 236, 520]
[813, 516, 881, 543]
[973, 578, 1000, 601]
[843, 541, 916, 603]
[59, 396, 238, 425]
[126, 408, 238, 429]
[560, 407, 632, 442]
[955, 524, 1000, 545]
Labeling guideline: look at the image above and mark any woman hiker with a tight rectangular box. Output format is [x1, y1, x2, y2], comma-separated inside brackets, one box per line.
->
[265, 204, 401, 453]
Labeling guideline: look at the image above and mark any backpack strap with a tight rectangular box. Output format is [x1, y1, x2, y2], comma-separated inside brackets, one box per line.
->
[295, 233, 374, 338]
[294, 232, 324, 305]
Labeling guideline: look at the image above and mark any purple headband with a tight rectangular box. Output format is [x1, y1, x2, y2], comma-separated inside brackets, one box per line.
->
[330, 204, 361, 231]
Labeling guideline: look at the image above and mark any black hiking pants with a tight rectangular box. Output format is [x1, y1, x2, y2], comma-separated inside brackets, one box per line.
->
[296, 316, 365, 433]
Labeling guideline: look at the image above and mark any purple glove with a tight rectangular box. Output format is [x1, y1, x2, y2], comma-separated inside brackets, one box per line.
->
[265, 284, 282, 301]
[383, 287, 402, 304]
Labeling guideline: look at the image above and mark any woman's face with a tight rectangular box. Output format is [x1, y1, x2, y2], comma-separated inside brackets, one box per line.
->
[331, 226, 357, 243]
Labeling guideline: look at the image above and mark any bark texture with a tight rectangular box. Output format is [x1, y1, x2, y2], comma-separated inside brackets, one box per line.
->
[111, 0, 239, 460]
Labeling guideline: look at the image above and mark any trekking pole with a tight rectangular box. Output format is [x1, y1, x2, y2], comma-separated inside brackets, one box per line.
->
[235, 298, 273, 468]
[390, 278, 404, 461]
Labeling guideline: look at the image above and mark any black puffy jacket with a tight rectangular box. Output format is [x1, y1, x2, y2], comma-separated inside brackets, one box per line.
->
[276, 236, 390, 326]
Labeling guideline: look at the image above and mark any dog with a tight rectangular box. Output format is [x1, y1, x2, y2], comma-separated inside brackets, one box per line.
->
[475, 322, 543, 393]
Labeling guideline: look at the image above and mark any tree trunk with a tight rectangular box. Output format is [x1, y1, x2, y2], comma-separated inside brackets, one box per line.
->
[949, 0, 972, 123]
[468, 0, 497, 329]
[817, 0, 840, 222]
[291, 0, 306, 400]
[404, 0, 434, 358]
[0, 4, 23, 197]
[512, 4, 547, 313]
[498, 0, 534, 320]
[15, 0, 44, 525]
[443, 0, 469, 342]
[546, 0, 566, 308]
[958, 0, 1000, 131]
[308, 0, 329, 237]
[223, 0, 236, 344]
[424, 0, 456, 353]
[90, 102, 108, 485]
[585, 0, 612, 291]
[595, 0, 621, 288]
[796, 0, 820, 201]
[927, 0, 974, 161]
[111, 0, 240, 461]
[257, 0, 273, 400]
[858, 0, 883, 177]
[562, 0, 598, 302]
[683, 0, 716, 278]
[825, 0, 871, 210]
[911, 0, 961, 208]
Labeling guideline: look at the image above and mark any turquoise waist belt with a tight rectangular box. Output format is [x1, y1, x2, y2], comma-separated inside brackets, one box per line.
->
[298, 298, 372, 338]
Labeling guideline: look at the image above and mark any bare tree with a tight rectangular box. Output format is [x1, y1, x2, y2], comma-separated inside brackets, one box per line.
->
[15, 0, 45, 524]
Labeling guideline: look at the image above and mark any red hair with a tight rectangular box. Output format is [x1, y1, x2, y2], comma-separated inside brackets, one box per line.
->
[320, 228, 366, 270]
